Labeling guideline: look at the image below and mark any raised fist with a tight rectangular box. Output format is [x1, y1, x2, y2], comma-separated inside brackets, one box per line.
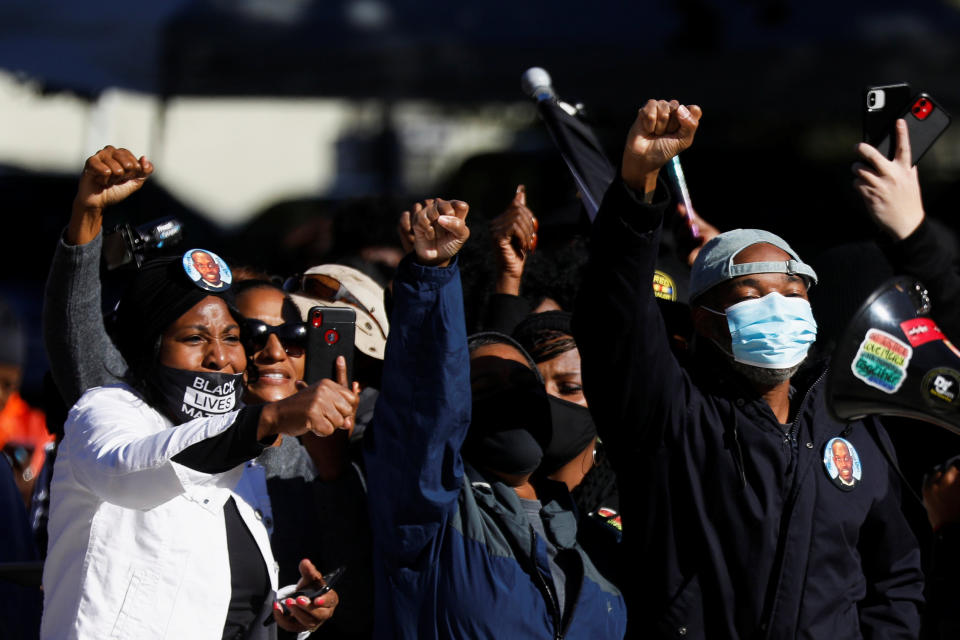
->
[490, 185, 537, 293]
[621, 100, 702, 194]
[410, 198, 470, 267]
[75, 145, 153, 213]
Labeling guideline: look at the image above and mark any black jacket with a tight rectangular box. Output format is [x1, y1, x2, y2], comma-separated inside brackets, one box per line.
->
[573, 179, 924, 639]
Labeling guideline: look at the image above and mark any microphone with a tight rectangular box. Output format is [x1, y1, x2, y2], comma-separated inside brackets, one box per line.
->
[520, 67, 579, 116]
[518, 66, 604, 218]
[520, 67, 556, 102]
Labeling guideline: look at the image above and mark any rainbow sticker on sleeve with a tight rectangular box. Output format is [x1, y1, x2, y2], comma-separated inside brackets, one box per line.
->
[851, 328, 913, 394]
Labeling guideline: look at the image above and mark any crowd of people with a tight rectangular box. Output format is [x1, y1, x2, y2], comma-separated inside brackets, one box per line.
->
[1, 94, 960, 640]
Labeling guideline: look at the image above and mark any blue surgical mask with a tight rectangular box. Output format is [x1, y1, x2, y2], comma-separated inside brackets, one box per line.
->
[704, 292, 817, 369]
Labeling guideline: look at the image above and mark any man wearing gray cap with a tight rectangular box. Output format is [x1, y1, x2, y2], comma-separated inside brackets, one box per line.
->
[574, 100, 922, 638]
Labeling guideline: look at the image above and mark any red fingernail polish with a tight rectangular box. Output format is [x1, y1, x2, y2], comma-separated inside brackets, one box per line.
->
[314, 598, 325, 606]
[297, 596, 310, 606]
[284, 598, 295, 606]
[273, 602, 282, 611]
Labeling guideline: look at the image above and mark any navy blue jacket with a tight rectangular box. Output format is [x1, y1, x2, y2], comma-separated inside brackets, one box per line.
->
[574, 180, 923, 639]
[364, 256, 627, 639]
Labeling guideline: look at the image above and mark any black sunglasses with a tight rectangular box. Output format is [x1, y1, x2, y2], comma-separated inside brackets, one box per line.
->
[242, 319, 308, 358]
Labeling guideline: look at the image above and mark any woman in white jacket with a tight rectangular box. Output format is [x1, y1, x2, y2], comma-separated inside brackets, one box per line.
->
[41, 148, 356, 639]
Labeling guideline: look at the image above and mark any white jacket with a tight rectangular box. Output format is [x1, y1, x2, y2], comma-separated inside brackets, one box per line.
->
[41, 384, 281, 640]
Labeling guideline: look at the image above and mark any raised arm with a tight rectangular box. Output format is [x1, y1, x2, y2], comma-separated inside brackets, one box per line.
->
[365, 198, 472, 570]
[43, 146, 154, 405]
[66, 374, 357, 511]
[63, 387, 257, 509]
[574, 100, 702, 453]
[854, 120, 960, 338]
[482, 185, 538, 332]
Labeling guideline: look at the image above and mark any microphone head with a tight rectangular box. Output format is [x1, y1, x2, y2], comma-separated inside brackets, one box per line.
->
[520, 67, 555, 101]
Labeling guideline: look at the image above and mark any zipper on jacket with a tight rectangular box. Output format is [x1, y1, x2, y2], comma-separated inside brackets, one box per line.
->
[527, 525, 564, 639]
[722, 408, 747, 489]
[759, 369, 827, 637]
[558, 563, 586, 639]
[788, 369, 827, 435]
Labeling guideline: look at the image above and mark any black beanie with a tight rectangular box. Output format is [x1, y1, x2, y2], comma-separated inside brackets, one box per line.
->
[113, 256, 233, 373]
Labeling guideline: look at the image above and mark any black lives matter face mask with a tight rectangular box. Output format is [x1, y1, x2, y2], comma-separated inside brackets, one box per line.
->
[150, 364, 244, 425]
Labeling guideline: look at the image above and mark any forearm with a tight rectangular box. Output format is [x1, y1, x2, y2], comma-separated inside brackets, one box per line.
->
[66, 200, 104, 246]
[43, 229, 127, 405]
[364, 255, 470, 561]
[885, 218, 960, 339]
[68, 391, 256, 509]
[172, 406, 272, 473]
[494, 272, 522, 296]
[574, 178, 687, 451]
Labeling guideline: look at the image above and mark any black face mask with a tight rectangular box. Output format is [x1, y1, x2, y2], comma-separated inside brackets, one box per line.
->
[465, 358, 551, 477]
[150, 364, 244, 425]
[539, 396, 598, 475]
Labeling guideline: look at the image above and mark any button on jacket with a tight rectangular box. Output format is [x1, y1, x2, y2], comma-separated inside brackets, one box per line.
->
[42, 385, 279, 640]
[573, 180, 923, 639]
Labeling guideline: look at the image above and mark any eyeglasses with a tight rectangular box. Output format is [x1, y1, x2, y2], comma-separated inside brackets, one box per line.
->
[287, 272, 386, 338]
[242, 319, 308, 358]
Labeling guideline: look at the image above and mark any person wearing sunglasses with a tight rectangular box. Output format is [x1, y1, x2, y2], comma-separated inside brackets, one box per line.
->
[234, 280, 310, 405]
[234, 278, 374, 640]
[41, 146, 354, 638]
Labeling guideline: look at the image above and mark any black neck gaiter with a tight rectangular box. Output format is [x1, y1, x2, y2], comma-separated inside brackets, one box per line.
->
[150, 364, 244, 424]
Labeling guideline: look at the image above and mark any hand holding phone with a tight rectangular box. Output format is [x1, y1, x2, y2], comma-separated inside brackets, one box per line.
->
[853, 118, 926, 240]
[267, 564, 345, 628]
[304, 306, 356, 385]
[278, 566, 346, 616]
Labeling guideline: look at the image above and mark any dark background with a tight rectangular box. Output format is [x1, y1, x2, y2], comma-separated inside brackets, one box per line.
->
[3, 0, 960, 404]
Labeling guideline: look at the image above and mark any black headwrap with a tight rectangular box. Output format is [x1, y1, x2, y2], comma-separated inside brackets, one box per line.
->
[112, 256, 236, 375]
[512, 312, 599, 475]
[512, 311, 577, 364]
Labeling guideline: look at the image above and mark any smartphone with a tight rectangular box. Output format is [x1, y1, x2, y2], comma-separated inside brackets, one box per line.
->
[304, 306, 355, 384]
[863, 82, 913, 152]
[269, 566, 347, 623]
[290, 566, 346, 602]
[874, 92, 952, 165]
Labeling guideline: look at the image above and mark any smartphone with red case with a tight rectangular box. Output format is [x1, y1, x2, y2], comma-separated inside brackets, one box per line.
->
[304, 306, 355, 384]
[874, 92, 951, 166]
